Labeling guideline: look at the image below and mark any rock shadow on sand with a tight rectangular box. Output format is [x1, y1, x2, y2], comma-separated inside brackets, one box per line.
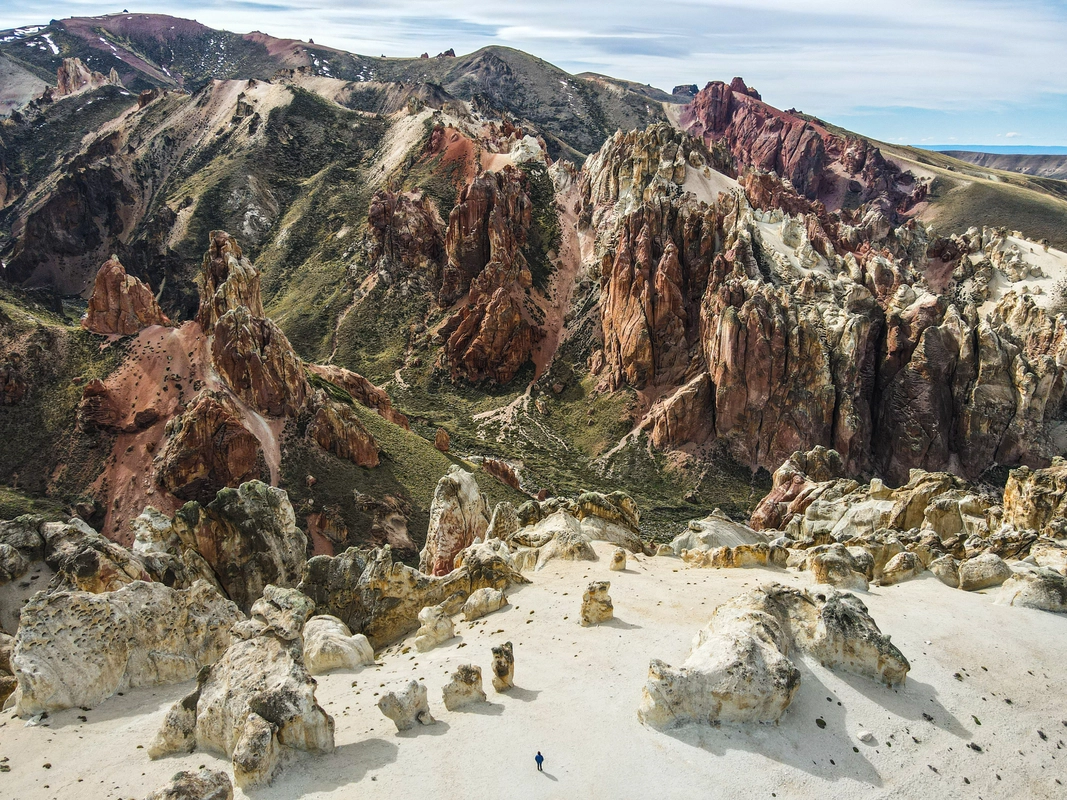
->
[253, 738, 399, 797]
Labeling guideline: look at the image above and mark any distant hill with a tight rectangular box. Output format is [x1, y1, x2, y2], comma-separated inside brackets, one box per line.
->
[937, 151, 1067, 181]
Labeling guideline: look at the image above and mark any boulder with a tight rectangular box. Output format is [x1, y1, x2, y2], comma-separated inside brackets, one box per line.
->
[12, 580, 242, 715]
[419, 466, 491, 576]
[810, 546, 869, 590]
[1030, 546, 1067, 575]
[609, 548, 627, 571]
[638, 584, 908, 730]
[928, 555, 960, 588]
[878, 552, 923, 586]
[413, 604, 454, 652]
[670, 511, 767, 555]
[143, 769, 233, 800]
[536, 527, 598, 571]
[462, 587, 507, 621]
[958, 553, 1013, 592]
[442, 664, 487, 711]
[83, 256, 170, 336]
[995, 566, 1067, 613]
[434, 428, 450, 452]
[491, 640, 514, 691]
[302, 615, 374, 675]
[580, 581, 614, 626]
[378, 679, 436, 731]
[149, 586, 333, 790]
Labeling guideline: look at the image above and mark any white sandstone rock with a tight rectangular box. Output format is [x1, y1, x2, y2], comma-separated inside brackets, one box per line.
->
[378, 679, 436, 730]
[491, 641, 514, 691]
[609, 548, 627, 571]
[995, 565, 1067, 613]
[958, 553, 1013, 591]
[143, 768, 233, 800]
[580, 581, 614, 626]
[442, 664, 487, 710]
[302, 615, 374, 674]
[462, 587, 507, 621]
[414, 604, 454, 652]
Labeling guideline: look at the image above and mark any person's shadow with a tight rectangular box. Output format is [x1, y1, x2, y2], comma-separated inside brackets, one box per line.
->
[540, 770, 559, 782]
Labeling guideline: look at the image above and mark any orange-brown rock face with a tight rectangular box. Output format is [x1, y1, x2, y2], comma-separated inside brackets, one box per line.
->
[82, 256, 170, 335]
[750, 447, 846, 531]
[211, 307, 308, 417]
[306, 364, 409, 429]
[439, 167, 542, 384]
[54, 58, 120, 98]
[156, 391, 268, 503]
[367, 190, 445, 290]
[307, 399, 380, 467]
[197, 231, 264, 329]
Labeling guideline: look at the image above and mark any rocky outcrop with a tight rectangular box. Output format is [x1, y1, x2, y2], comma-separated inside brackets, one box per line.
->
[82, 256, 170, 335]
[197, 231, 264, 329]
[306, 364, 409, 429]
[367, 190, 445, 290]
[750, 447, 846, 531]
[11, 580, 242, 715]
[419, 466, 491, 576]
[638, 584, 908, 730]
[149, 585, 333, 790]
[580, 581, 613, 626]
[439, 167, 541, 384]
[156, 392, 267, 503]
[302, 615, 374, 675]
[1002, 461, 1067, 534]
[143, 769, 233, 800]
[306, 398, 380, 467]
[670, 511, 767, 555]
[211, 307, 308, 417]
[490, 640, 514, 691]
[810, 545, 870, 591]
[413, 604, 454, 652]
[682, 542, 788, 570]
[378, 679, 436, 731]
[54, 58, 122, 98]
[171, 481, 307, 613]
[442, 664, 486, 710]
[299, 542, 528, 647]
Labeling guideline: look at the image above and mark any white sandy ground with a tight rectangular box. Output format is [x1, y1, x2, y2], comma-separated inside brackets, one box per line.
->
[2, 541, 1066, 799]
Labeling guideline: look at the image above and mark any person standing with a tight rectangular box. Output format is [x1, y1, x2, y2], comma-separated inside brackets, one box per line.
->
[535, 751, 544, 772]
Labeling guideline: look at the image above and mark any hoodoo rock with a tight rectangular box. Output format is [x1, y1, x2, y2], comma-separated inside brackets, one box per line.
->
[442, 664, 487, 710]
[11, 580, 242, 715]
[638, 584, 908, 729]
[580, 581, 614, 626]
[82, 256, 170, 335]
[377, 679, 436, 731]
[491, 640, 515, 691]
[149, 585, 333, 790]
[419, 466, 491, 576]
[156, 392, 268, 503]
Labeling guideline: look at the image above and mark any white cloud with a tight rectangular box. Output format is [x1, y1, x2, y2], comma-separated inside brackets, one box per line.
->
[1005, 131, 1022, 137]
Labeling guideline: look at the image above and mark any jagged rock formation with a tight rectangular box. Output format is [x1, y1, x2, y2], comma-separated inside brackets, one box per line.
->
[638, 583, 909, 729]
[53, 57, 122, 98]
[156, 392, 268, 503]
[306, 364, 410, 429]
[580, 581, 613, 626]
[367, 190, 445, 291]
[442, 664, 486, 710]
[299, 542, 528, 647]
[143, 769, 233, 800]
[1003, 461, 1067, 535]
[171, 481, 307, 613]
[306, 398, 380, 467]
[490, 640, 514, 691]
[150, 586, 333, 790]
[11, 580, 242, 715]
[82, 256, 171, 335]
[413, 604, 454, 652]
[377, 679, 436, 731]
[679, 78, 924, 214]
[302, 615, 374, 675]
[419, 466, 491, 576]
[438, 167, 542, 384]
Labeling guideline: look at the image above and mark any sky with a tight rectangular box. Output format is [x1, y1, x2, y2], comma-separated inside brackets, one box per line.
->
[4, 1, 1067, 147]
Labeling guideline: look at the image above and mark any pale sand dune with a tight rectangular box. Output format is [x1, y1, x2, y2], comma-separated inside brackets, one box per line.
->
[2, 541, 1065, 799]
